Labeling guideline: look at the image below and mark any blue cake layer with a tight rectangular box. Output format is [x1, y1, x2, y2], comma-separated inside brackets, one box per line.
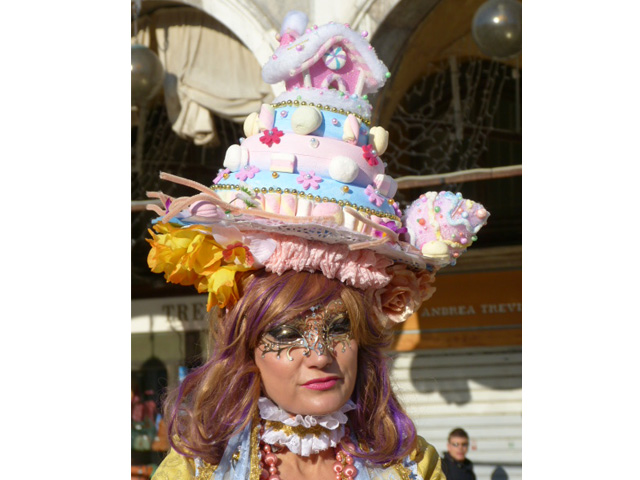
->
[211, 169, 398, 219]
[272, 106, 369, 146]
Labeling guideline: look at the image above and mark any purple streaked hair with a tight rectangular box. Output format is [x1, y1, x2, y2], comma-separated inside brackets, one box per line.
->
[163, 269, 417, 465]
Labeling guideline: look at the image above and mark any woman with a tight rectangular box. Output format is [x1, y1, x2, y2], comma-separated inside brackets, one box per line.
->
[151, 269, 445, 479]
[145, 13, 489, 479]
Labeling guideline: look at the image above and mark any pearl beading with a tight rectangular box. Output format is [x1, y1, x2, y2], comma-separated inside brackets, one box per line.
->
[259, 427, 359, 480]
[271, 100, 371, 126]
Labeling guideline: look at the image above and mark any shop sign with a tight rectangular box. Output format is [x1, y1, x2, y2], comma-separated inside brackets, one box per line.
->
[393, 270, 522, 350]
[132, 295, 209, 333]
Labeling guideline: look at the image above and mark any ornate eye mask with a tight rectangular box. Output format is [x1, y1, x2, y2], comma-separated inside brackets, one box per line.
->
[258, 299, 352, 361]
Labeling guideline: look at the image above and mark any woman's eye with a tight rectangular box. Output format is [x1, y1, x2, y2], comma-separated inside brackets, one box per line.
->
[267, 326, 301, 342]
[328, 317, 350, 335]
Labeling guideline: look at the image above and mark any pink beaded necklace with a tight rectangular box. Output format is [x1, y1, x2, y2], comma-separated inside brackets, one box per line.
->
[259, 426, 359, 480]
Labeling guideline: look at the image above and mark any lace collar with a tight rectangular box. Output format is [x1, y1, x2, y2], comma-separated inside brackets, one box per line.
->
[257, 397, 356, 456]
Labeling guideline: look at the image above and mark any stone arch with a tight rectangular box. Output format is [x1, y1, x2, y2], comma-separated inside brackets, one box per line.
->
[370, 0, 521, 126]
[194, 0, 279, 66]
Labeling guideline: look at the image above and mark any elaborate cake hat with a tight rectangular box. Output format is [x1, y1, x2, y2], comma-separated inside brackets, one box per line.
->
[146, 12, 490, 326]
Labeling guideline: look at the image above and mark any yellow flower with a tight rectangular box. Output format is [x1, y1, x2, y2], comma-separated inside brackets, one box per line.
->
[222, 242, 255, 266]
[146, 223, 255, 310]
[207, 266, 239, 311]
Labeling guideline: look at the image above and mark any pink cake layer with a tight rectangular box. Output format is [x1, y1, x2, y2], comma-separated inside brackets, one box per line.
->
[238, 132, 384, 187]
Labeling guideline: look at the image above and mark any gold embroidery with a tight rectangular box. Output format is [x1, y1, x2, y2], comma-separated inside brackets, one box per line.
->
[264, 420, 333, 438]
[393, 463, 413, 480]
[195, 460, 217, 480]
[249, 417, 263, 480]
[231, 449, 241, 468]
[166, 435, 218, 480]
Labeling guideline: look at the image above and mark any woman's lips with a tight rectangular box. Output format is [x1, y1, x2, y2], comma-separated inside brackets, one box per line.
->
[302, 377, 339, 390]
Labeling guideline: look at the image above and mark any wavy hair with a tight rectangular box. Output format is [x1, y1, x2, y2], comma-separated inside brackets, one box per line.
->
[163, 269, 417, 465]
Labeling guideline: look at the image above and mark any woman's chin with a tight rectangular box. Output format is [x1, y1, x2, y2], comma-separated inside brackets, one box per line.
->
[283, 394, 350, 417]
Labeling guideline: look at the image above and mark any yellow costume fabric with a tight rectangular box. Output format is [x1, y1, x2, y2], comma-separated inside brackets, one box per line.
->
[152, 435, 445, 480]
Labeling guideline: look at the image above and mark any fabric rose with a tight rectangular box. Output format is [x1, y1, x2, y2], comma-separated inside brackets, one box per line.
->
[367, 264, 431, 326]
[415, 268, 438, 303]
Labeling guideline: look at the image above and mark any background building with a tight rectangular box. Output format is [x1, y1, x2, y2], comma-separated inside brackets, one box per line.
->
[131, 1, 522, 478]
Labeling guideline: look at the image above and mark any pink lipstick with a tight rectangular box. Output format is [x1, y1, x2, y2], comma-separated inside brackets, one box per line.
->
[302, 377, 339, 391]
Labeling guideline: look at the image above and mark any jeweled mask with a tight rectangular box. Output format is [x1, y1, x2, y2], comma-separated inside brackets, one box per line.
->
[257, 299, 352, 361]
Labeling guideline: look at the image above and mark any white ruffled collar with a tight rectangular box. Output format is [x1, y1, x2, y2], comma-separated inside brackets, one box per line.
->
[257, 397, 355, 456]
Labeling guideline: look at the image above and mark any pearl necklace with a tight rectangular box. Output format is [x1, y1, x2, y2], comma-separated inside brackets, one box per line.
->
[259, 426, 359, 480]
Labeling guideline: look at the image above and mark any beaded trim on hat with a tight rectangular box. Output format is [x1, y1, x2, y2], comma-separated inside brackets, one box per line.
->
[270, 99, 372, 126]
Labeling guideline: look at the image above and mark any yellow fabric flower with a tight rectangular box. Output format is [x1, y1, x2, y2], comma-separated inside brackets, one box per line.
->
[146, 223, 255, 310]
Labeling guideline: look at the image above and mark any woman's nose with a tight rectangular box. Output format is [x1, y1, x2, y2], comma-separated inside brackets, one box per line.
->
[303, 344, 335, 367]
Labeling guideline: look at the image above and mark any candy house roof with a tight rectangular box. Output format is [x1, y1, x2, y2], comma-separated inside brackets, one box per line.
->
[262, 22, 390, 95]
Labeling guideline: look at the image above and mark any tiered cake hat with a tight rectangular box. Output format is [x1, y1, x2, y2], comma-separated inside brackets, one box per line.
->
[146, 12, 490, 326]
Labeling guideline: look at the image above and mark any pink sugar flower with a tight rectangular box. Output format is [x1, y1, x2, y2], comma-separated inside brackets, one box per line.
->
[364, 185, 385, 207]
[297, 171, 322, 190]
[259, 127, 284, 147]
[235, 165, 260, 181]
[362, 144, 379, 166]
[213, 168, 231, 184]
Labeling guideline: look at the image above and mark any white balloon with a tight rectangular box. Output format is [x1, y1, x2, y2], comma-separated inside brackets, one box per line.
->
[472, 0, 522, 59]
[131, 45, 164, 105]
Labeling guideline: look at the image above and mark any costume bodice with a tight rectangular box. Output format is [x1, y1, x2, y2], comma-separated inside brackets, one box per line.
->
[151, 421, 445, 480]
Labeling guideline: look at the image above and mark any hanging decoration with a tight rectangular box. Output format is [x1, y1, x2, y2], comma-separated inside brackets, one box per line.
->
[131, 0, 165, 173]
[131, 0, 164, 106]
[131, 44, 164, 106]
[471, 0, 522, 59]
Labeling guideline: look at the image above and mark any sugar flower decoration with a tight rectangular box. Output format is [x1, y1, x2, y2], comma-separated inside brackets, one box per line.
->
[362, 144, 379, 167]
[213, 168, 231, 184]
[259, 127, 284, 147]
[297, 170, 323, 190]
[235, 165, 260, 181]
[364, 185, 385, 207]
[373, 220, 408, 238]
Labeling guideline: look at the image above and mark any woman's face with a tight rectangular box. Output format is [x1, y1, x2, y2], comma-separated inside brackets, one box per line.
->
[254, 299, 358, 416]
